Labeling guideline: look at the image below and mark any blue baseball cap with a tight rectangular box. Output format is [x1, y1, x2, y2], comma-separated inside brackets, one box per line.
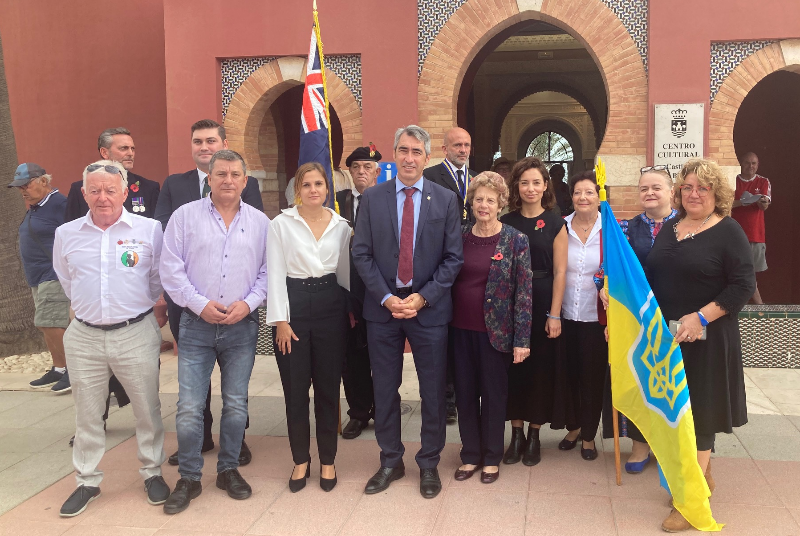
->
[8, 163, 47, 188]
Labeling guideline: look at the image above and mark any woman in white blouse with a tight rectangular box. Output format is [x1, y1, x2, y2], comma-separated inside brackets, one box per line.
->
[557, 170, 606, 461]
[266, 162, 351, 493]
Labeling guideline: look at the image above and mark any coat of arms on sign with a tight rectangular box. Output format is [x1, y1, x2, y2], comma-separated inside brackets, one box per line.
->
[671, 108, 687, 138]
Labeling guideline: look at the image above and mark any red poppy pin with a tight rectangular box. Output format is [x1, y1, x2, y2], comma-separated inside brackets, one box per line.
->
[535, 219, 546, 231]
[117, 240, 123, 245]
[130, 181, 140, 193]
[492, 252, 503, 261]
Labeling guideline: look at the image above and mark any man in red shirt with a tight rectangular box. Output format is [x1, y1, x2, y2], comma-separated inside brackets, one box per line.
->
[731, 152, 771, 304]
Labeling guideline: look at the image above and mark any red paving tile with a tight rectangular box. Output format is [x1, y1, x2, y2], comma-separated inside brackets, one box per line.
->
[755, 459, 800, 509]
[432, 488, 527, 536]
[526, 493, 616, 535]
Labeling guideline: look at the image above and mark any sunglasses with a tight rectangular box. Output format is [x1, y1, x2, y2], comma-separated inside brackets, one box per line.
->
[85, 164, 123, 175]
[640, 165, 668, 174]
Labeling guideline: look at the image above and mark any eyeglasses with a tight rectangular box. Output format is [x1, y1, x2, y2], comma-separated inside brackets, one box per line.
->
[641, 165, 668, 174]
[85, 164, 123, 175]
[680, 185, 712, 197]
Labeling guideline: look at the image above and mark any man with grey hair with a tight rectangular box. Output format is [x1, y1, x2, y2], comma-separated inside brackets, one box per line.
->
[52, 160, 168, 517]
[160, 149, 269, 514]
[65, 127, 161, 221]
[8, 163, 71, 392]
[353, 125, 463, 499]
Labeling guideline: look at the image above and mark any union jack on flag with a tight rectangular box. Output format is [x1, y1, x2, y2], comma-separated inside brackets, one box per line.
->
[298, 23, 335, 208]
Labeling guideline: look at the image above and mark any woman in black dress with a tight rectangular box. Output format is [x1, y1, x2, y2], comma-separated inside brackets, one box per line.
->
[647, 159, 755, 532]
[500, 157, 568, 466]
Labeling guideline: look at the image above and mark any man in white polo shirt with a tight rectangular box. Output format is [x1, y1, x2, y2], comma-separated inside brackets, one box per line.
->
[52, 160, 169, 517]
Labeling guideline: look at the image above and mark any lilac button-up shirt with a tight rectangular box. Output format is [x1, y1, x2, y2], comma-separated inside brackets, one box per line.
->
[160, 196, 270, 316]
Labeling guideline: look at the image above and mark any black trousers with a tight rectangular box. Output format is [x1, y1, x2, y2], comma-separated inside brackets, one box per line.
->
[342, 318, 374, 422]
[274, 276, 347, 466]
[452, 328, 511, 466]
[445, 327, 457, 410]
[166, 292, 247, 443]
[563, 320, 608, 442]
[368, 316, 448, 469]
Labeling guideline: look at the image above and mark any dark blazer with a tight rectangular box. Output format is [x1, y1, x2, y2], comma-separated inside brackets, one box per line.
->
[154, 169, 264, 230]
[352, 178, 464, 327]
[460, 222, 533, 352]
[64, 172, 160, 222]
[336, 189, 367, 317]
[422, 162, 476, 223]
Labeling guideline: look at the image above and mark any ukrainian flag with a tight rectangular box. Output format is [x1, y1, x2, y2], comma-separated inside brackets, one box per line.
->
[597, 160, 721, 531]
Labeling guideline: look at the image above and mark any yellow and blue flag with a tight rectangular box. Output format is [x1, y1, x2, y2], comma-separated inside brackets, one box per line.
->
[597, 160, 721, 531]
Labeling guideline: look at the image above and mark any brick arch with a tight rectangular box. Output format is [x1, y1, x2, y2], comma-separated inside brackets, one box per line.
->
[223, 57, 362, 215]
[708, 40, 799, 168]
[418, 0, 648, 184]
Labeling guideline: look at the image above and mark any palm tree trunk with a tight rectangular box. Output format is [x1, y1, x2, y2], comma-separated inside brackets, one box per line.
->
[0, 31, 46, 356]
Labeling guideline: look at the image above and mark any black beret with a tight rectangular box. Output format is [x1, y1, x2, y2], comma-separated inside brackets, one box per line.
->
[345, 143, 382, 167]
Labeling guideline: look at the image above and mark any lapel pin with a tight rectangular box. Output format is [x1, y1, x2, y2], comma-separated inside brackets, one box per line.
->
[427, 195, 431, 200]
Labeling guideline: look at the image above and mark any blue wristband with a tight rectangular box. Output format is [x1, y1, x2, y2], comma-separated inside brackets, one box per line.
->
[546, 312, 561, 320]
[697, 311, 709, 327]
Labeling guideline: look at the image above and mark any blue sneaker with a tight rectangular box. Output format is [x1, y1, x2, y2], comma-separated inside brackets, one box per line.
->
[624, 453, 651, 474]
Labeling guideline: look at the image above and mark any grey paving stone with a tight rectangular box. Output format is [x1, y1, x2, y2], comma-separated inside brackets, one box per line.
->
[0, 451, 74, 515]
[736, 434, 800, 462]
[713, 430, 752, 459]
[0, 452, 29, 472]
[735, 414, 800, 437]
[0, 392, 74, 428]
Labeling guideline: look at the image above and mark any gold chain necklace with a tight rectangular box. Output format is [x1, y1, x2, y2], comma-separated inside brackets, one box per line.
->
[299, 208, 326, 223]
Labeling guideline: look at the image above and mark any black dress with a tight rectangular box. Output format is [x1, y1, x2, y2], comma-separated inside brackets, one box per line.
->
[646, 216, 755, 435]
[501, 210, 568, 426]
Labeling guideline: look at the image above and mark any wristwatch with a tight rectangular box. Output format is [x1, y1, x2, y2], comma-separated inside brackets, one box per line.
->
[422, 296, 431, 308]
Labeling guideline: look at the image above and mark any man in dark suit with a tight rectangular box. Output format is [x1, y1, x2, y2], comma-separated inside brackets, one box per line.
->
[154, 119, 263, 468]
[64, 127, 160, 221]
[353, 125, 463, 499]
[421, 126, 476, 424]
[336, 144, 381, 439]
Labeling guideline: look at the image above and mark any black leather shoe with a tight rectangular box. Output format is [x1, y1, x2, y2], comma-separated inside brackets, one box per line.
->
[216, 469, 252, 500]
[503, 427, 525, 465]
[168, 440, 215, 466]
[581, 446, 598, 461]
[480, 469, 499, 484]
[522, 429, 541, 467]
[320, 464, 337, 492]
[289, 463, 310, 493]
[419, 468, 442, 499]
[364, 463, 405, 494]
[446, 405, 458, 424]
[558, 434, 579, 451]
[454, 465, 481, 481]
[163, 478, 202, 515]
[238, 440, 252, 466]
[342, 418, 368, 439]
[144, 475, 170, 505]
[60, 485, 100, 517]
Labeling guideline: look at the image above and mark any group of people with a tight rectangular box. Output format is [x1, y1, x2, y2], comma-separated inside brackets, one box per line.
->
[11, 120, 759, 532]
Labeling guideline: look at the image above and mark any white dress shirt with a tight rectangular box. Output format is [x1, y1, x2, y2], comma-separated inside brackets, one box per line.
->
[563, 212, 602, 322]
[266, 206, 351, 324]
[197, 168, 208, 197]
[53, 209, 163, 324]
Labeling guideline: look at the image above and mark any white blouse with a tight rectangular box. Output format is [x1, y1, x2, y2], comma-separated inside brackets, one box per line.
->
[266, 206, 351, 325]
[563, 212, 602, 322]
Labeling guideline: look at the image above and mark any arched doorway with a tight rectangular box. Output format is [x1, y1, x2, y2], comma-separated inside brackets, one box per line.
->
[418, 0, 648, 187]
[517, 123, 579, 175]
[733, 70, 800, 304]
[224, 57, 362, 218]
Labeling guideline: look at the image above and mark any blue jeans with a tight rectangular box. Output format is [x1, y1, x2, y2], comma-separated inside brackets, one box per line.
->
[176, 312, 257, 480]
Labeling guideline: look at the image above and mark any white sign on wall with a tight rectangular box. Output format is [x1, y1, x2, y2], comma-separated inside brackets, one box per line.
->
[654, 103, 704, 178]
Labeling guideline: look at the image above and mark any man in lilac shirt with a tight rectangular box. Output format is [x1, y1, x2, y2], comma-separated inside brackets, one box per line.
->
[159, 150, 269, 514]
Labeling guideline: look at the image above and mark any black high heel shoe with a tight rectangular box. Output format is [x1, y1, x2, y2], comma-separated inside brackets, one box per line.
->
[558, 433, 579, 451]
[320, 464, 337, 492]
[289, 463, 310, 493]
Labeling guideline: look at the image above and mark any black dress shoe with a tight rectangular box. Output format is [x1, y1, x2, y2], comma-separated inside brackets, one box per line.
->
[60, 485, 101, 517]
[216, 469, 252, 500]
[503, 427, 525, 464]
[163, 478, 202, 515]
[320, 464, 337, 492]
[454, 465, 481, 481]
[289, 463, 310, 493]
[419, 468, 442, 499]
[522, 429, 541, 467]
[342, 418, 368, 439]
[480, 469, 499, 484]
[581, 446, 599, 461]
[238, 440, 252, 466]
[558, 434, 579, 451]
[446, 405, 458, 424]
[364, 463, 405, 494]
[144, 475, 170, 505]
[168, 440, 215, 466]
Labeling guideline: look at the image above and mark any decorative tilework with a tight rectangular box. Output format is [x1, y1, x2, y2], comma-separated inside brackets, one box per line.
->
[220, 55, 362, 118]
[601, 0, 648, 72]
[710, 41, 776, 103]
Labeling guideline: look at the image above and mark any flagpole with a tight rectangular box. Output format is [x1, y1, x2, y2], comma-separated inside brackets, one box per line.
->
[596, 158, 622, 486]
[313, 0, 339, 213]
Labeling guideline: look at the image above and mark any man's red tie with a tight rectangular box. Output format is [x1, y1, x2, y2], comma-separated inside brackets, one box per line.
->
[398, 187, 415, 285]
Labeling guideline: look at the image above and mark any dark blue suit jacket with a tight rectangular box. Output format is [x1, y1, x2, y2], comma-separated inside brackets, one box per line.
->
[352, 178, 463, 327]
[64, 172, 160, 222]
[154, 169, 263, 230]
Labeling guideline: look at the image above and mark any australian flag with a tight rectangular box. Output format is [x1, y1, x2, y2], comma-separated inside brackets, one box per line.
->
[298, 24, 334, 208]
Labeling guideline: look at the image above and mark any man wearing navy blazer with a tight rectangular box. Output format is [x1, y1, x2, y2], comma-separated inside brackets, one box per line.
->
[153, 119, 263, 468]
[353, 125, 463, 499]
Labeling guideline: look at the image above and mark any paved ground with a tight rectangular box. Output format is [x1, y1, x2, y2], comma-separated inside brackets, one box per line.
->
[0, 352, 798, 535]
